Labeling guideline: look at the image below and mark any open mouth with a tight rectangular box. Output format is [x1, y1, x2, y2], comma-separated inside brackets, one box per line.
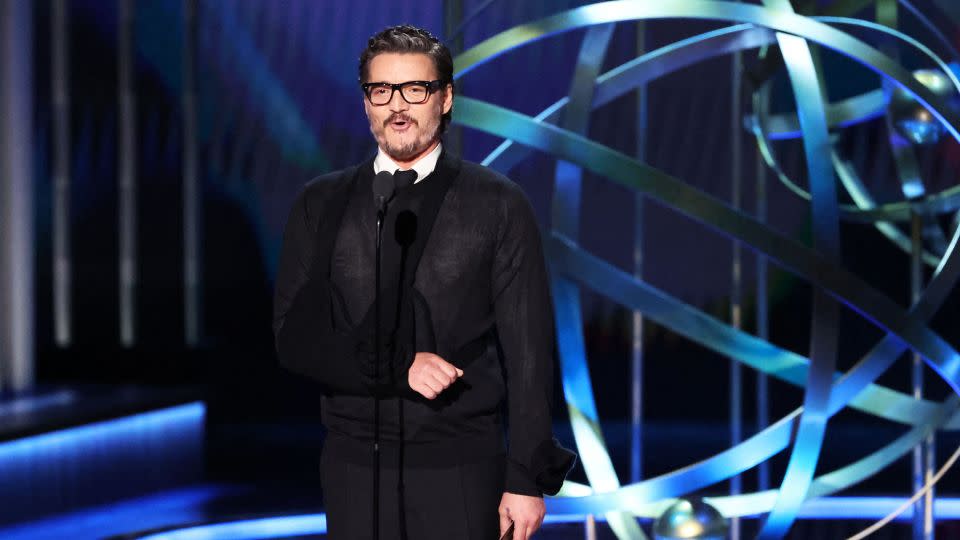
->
[387, 116, 415, 131]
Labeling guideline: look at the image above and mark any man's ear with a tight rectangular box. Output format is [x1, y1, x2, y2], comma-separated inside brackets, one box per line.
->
[442, 84, 453, 115]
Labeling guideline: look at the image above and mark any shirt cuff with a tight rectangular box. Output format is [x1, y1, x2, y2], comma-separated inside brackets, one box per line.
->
[504, 459, 542, 497]
[529, 438, 577, 496]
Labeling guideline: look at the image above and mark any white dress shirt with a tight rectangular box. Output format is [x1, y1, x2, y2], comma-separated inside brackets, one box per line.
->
[373, 142, 443, 184]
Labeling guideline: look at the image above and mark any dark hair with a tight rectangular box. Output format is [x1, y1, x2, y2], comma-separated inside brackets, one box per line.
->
[359, 25, 454, 132]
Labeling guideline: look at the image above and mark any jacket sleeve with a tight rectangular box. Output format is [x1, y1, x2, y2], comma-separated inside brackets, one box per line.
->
[492, 183, 576, 497]
[273, 187, 368, 395]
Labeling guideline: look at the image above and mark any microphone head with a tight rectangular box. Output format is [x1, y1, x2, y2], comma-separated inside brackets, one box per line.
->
[372, 171, 395, 209]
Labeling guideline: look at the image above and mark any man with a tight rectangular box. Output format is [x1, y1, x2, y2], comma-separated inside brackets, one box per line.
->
[273, 25, 574, 540]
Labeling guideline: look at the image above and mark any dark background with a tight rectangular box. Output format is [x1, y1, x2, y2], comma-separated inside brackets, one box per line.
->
[23, 0, 960, 501]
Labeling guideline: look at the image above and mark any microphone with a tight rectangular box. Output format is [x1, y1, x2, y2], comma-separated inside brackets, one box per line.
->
[373, 171, 395, 212]
[370, 169, 394, 540]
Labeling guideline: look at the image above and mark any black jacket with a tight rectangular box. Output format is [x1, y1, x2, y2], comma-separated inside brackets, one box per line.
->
[273, 149, 575, 496]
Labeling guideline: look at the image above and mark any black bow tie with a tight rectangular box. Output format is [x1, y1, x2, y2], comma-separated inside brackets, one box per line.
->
[394, 169, 417, 190]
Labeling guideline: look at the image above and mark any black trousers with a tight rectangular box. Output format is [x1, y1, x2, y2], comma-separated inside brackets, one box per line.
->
[321, 450, 505, 540]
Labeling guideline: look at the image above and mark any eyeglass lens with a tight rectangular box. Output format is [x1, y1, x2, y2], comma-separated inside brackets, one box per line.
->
[367, 82, 430, 105]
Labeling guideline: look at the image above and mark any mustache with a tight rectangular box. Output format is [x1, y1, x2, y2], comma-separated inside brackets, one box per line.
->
[384, 114, 417, 127]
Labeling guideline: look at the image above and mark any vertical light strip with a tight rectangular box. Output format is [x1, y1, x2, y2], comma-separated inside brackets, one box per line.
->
[118, 0, 137, 347]
[52, 0, 71, 347]
[873, 0, 933, 535]
[729, 28, 743, 540]
[924, 312, 937, 537]
[912, 209, 924, 540]
[630, 19, 646, 488]
[755, 106, 770, 493]
[444, 0, 464, 158]
[0, 0, 35, 392]
[911, 211, 935, 540]
[182, 0, 201, 347]
[924, 263, 938, 535]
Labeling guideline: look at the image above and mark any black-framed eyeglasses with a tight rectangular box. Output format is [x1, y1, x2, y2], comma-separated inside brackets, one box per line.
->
[361, 80, 445, 105]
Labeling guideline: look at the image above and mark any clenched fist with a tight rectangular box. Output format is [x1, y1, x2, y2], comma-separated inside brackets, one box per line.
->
[407, 352, 463, 399]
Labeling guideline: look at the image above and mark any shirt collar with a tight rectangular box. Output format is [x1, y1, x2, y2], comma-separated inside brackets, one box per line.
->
[373, 142, 443, 184]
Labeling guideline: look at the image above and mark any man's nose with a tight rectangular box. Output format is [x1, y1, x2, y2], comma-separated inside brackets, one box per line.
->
[388, 88, 409, 111]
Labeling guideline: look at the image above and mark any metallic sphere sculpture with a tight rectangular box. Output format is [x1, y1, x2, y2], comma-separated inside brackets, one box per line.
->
[653, 498, 729, 540]
[449, 1, 960, 539]
[890, 69, 958, 145]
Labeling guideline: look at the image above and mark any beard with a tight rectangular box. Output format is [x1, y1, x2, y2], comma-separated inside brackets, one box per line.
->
[371, 112, 442, 162]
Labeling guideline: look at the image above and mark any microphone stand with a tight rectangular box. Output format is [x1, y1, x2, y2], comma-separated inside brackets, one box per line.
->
[374, 204, 385, 540]
[371, 170, 393, 540]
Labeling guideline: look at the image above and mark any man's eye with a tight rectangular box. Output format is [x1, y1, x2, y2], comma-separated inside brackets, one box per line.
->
[372, 87, 389, 95]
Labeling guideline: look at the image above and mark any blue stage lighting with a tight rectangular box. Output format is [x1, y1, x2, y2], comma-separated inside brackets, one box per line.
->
[126, 497, 960, 539]
[0, 402, 205, 526]
[138, 514, 328, 540]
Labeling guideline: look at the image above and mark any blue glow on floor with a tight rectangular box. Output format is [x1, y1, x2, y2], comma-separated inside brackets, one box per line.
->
[128, 497, 960, 539]
[797, 496, 960, 520]
[0, 484, 242, 540]
[0, 401, 204, 461]
[0, 389, 75, 416]
[139, 514, 328, 540]
[0, 402, 206, 528]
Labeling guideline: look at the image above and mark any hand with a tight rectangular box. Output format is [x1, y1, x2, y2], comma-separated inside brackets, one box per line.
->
[499, 492, 545, 539]
[407, 352, 463, 400]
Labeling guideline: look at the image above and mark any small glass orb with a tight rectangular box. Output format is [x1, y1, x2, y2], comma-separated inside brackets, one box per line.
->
[653, 497, 728, 540]
[890, 69, 957, 145]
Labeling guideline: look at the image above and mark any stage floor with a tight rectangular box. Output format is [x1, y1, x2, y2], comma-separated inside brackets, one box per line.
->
[3, 386, 960, 539]
[3, 481, 959, 539]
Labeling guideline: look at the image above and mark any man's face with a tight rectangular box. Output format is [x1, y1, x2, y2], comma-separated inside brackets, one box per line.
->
[363, 52, 452, 164]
